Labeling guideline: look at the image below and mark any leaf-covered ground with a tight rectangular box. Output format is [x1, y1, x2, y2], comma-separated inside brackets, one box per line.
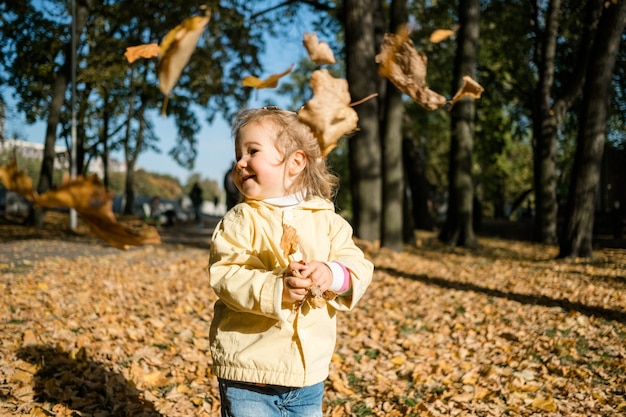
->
[1, 215, 625, 416]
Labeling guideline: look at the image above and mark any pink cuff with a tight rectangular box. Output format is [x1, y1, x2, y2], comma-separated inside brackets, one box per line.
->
[324, 261, 351, 293]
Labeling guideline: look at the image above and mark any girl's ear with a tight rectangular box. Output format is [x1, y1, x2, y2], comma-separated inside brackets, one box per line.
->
[288, 150, 307, 176]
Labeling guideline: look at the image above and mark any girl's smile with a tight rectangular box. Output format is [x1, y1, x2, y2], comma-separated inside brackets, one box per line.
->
[234, 121, 293, 200]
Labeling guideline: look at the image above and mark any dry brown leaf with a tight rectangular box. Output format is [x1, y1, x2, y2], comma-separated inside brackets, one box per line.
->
[1, 227, 625, 416]
[280, 224, 300, 259]
[297, 69, 359, 157]
[34, 174, 116, 222]
[0, 164, 160, 249]
[375, 25, 447, 110]
[124, 43, 160, 63]
[158, 10, 211, 115]
[0, 159, 36, 200]
[531, 395, 558, 412]
[280, 223, 334, 308]
[429, 29, 456, 43]
[241, 64, 294, 90]
[302, 32, 336, 65]
[448, 75, 484, 110]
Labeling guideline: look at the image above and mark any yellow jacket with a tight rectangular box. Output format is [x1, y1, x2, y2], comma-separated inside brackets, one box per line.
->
[209, 197, 374, 387]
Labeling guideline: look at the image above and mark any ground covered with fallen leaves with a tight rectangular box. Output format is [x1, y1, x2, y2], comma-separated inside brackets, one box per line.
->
[1, 215, 625, 416]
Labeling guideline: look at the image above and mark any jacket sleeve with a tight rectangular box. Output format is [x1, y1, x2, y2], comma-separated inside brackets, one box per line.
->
[326, 213, 374, 311]
[209, 212, 286, 319]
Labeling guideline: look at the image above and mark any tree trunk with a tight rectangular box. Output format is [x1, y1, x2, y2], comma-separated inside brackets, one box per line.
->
[380, 0, 407, 251]
[123, 68, 137, 215]
[531, 0, 562, 244]
[34, 0, 89, 225]
[558, 0, 626, 258]
[403, 126, 434, 232]
[439, 0, 479, 248]
[531, 0, 603, 244]
[344, 0, 382, 241]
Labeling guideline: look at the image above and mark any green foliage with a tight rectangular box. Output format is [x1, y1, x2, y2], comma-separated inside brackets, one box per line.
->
[0, 150, 65, 187]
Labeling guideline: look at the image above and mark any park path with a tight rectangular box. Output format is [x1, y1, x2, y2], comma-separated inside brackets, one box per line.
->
[0, 216, 220, 266]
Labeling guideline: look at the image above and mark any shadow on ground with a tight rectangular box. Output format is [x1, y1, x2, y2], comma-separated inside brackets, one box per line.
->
[17, 345, 162, 417]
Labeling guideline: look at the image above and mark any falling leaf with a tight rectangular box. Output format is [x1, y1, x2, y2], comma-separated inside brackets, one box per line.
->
[124, 43, 160, 63]
[0, 159, 36, 200]
[34, 173, 116, 222]
[158, 9, 211, 115]
[375, 25, 447, 110]
[0, 162, 160, 249]
[297, 69, 359, 157]
[302, 33, 336, 65]
[448, 75, 484, 110]
[241, 64, 294, 90]
[429, 29, 456, 43]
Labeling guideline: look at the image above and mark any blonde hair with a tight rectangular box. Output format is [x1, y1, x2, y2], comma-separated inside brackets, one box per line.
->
[232, 107, 338, 200]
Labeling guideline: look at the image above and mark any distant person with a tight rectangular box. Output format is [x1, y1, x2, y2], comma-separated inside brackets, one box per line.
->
[189, 182, 203, 225]
[209, 107, 374, 416]
[223, 161, 241, 210]
[147, 196, 162, 226]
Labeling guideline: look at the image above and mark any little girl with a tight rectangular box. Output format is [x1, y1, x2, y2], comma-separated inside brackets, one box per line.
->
[208, 107, 374, 417]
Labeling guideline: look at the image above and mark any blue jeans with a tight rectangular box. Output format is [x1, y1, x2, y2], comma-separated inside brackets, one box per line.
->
[218, 379, 324, 417]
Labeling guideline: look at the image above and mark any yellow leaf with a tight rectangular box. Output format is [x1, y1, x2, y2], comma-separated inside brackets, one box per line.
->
[448, 75, 484, 110]
[10, 371, 32, 384]
[390, 355, 406, 366]
[531, 395, 557, 412]
[429, 29, 456, 43]
[141, 370, 167, 387]
[124, 43, 160, 63]
[158, 8, 211, 114]
[176, 384, 192, 394]
[241, 64, 294, 89]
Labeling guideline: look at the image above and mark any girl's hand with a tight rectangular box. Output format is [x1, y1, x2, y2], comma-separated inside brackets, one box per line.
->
[283, 267, 310, 303]
[289, 260, 333, 292]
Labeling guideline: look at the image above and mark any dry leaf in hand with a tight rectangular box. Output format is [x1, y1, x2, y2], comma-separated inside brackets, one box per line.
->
[297, 69, 359, 157]
[280, 224, 300, 259]
[158, 9, 211, 114]
[303, 33, 336, 65]
[375, 25, 447, 110]
[429, 29, 456, 43]
[242, 64, 294, 90]
[124, 43, 160, 63]
[280, 223, 332, 309]
[448, 75, 484, 110]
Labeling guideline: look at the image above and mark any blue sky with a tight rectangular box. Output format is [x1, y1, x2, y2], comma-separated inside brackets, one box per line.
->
[3, 3, 318, 184]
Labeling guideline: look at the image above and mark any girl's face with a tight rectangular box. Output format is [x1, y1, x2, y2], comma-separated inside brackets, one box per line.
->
[234, 121, 295, 200]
